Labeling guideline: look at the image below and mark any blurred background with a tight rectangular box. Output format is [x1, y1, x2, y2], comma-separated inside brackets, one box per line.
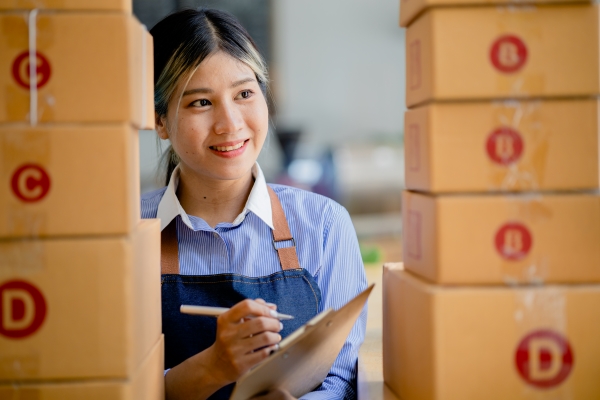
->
[135, 0, 406, 263]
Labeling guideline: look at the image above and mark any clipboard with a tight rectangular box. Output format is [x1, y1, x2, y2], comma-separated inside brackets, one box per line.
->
[230, 284, 375, 400]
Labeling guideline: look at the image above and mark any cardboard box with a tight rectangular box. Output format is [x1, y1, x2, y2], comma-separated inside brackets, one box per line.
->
[406, 5, 599, 107]
[0, 0, 131, 12]
[383, 263, 600, 400]
[0, 123, 140, 239]
[0, 219, 161, 380]
[405, 99, 600, 192]
[0, 12, 154, 129]
[402, 190, 600, 284]
[0, 335, 164, 399]
[399, 0, 588, 27]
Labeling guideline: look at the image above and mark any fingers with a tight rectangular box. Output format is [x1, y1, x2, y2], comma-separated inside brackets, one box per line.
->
[227, 320, 281, 355]
[255, 298, 278, 311]
[237, 316, 283, 339]
[243, 331, 282, 353]
[242, 343, 280, 367]
[226, 299, 278, 322]
[245, 299, 277, 324]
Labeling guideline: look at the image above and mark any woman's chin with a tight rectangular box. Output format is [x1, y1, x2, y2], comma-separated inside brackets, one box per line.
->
[204, 164, 256, 182]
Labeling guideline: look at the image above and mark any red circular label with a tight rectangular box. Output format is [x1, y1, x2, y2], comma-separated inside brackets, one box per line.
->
[490, 35, 528, 73]
[0, 280, 47, 339]
[10, 164, 51, 203]
[11, 51, 51, 90]
[495, 222, 532, 261]
[486, 127, 524, 165]
[515, 330, 574, 389]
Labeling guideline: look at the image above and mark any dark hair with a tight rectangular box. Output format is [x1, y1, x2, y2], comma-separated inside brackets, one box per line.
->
[150, 8, 269, 185]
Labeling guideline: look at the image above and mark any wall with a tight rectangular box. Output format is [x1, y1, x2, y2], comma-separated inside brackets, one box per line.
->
[271, 0, 406, 147]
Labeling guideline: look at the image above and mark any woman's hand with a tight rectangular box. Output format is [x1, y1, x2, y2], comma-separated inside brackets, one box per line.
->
[251, 388, 297, 400]
[206, 298, 283, 385]
[164, 298, 283, 400]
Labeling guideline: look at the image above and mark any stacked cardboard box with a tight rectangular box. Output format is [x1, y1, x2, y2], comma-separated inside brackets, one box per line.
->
[0, 1, 163, 398]
[384, 1, 600, 398]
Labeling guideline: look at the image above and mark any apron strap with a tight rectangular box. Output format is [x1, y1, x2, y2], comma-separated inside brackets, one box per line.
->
[160, 186, 300, 274]
[161, 219, 180, 274]
[267, 186, 301, 271]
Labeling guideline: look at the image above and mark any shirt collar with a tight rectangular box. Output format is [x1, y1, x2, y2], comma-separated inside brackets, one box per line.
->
[156, 163, 274, 231]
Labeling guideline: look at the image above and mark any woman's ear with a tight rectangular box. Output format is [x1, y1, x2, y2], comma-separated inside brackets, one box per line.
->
[155, 112, 169, 140]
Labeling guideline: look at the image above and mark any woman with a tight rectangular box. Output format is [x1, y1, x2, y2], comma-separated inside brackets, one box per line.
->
[142, 8, 368, 400]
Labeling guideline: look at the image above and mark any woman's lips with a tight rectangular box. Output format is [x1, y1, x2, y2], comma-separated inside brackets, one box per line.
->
[209, 139, 249, 158]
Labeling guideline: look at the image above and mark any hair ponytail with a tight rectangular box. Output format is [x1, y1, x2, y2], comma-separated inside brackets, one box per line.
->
[160, 145, 180, 186]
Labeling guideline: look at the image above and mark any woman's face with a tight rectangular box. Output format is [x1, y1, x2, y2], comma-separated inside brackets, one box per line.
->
[157, 51, 269, 182]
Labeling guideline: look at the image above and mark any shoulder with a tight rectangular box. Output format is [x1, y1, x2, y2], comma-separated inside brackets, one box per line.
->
[268, 184, 345, 213]
[140, 187, 167, 219]
[268, 184, 349, 232]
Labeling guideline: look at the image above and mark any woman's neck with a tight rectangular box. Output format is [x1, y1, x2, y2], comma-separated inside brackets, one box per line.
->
[176, 166, 254, 229]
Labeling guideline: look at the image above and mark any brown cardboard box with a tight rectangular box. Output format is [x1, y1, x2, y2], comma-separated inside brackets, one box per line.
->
[406, 5, 599, 107]
[399, 0, 588, 27]
[402, 190, 600, 284]
[0, 219, 161, 380]
[0, 0, 131, 12]
[0, 12, 154, 129]
[0, 123, 140, 239]
[404, 99, 599, 193]
[382, 263, 600, 400]
[0, 335, 165, 399]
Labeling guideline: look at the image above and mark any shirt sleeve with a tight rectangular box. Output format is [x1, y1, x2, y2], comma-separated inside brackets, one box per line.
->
[300, 205, 368, 400]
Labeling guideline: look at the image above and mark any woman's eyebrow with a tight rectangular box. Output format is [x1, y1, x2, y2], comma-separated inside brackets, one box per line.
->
[231, 77, 256, 87]
[181, 78, 256, 97]
[182, 87, 213, 96]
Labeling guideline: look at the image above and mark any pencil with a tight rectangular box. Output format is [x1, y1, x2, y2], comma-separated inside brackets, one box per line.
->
[180, 305, 295, 321]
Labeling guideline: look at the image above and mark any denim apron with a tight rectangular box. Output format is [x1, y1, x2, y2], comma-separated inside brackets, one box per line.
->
[161, 187, 322, 399]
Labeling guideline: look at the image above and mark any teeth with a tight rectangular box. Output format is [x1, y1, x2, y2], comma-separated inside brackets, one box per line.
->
[213, 141, 245, 152]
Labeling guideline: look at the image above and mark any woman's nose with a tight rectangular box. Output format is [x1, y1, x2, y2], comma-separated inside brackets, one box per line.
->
[213, 101, 244, 135]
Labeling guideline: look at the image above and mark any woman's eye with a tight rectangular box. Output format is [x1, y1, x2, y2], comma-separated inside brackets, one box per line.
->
[239, 90, 252, 99]
[191, 99, 211, 107]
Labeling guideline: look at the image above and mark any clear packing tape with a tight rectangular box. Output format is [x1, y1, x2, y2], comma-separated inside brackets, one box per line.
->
[497, 191, 600, 286]
[489, 98, 597, 192]
[489, 100, 546, 192]
[500, 193, 550, 285]
[505, 282, 595, 398]
[28, 9, 38, 125]
[141, 22, 147, 129]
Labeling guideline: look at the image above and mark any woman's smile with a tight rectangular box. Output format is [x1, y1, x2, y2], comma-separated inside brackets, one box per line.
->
[209, 139, 250, 158]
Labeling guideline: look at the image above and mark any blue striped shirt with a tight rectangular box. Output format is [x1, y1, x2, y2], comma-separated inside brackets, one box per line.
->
[141, 163, 368, 399]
